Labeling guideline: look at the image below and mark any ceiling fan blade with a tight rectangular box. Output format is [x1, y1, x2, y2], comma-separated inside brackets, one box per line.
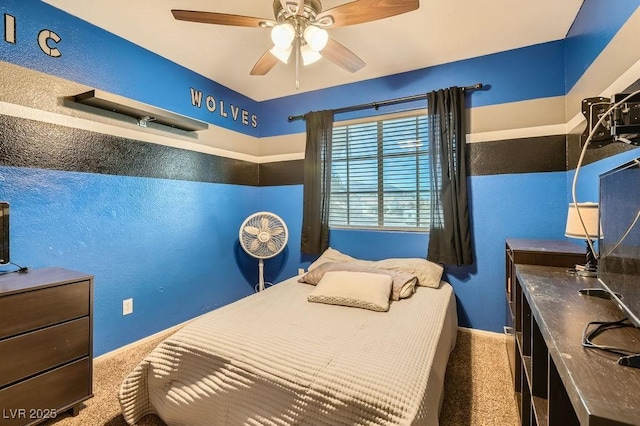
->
[322, 39, 365, 73]
[315, 0, 419, 28]
[171, 9, 272, 27]
[250, 49, 280, 75]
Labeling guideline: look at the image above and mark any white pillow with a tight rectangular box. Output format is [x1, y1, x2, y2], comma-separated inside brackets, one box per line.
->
[307, 271, 392, 312]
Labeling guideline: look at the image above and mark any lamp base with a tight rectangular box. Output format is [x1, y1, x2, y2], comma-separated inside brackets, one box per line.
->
[573, 239, 598, 277]
[572, 263, 598, 277]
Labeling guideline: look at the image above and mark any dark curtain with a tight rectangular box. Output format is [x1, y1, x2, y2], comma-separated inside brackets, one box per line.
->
[427, 87, 473, 265]
[301, 110, 334, 255]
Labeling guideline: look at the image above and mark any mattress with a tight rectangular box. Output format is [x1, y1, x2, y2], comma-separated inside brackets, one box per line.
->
[119, 276, 458, 426]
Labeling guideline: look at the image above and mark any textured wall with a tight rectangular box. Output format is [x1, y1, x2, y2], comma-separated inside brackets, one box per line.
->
[256, 4, 640, 333]
[259, 41, 567, 139]
[0, 0, 259, 137]
[0, 114, 262, 356]
[1, 0, 639, 350]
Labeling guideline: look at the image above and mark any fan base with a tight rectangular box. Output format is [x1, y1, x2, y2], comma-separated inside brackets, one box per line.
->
[255, 281, 274, 292]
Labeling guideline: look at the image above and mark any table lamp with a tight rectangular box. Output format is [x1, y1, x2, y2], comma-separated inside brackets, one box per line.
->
[565, 202, 599, 276]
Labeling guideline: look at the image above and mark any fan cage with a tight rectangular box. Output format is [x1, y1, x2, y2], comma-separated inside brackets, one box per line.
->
[239, 212, 289, 259]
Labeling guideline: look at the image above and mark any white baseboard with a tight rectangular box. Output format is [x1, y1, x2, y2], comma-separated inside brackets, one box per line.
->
[458, 326, 506, 340]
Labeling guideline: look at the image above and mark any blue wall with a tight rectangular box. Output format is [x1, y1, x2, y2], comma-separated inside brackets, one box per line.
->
[565, 0, 640, 238]
[281, 171, 568, 332]
[1, 0, 640, 355]
[569, 148, 640, 202]
[1, 0, 259, 136]
[259, 41, 566, 137]
[256, 1, 640, 333]
[564, 0, 640, 92]
[1, 165, 259, 355]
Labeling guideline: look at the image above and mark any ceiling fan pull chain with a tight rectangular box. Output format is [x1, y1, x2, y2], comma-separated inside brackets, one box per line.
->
[295, 36, 300, 90]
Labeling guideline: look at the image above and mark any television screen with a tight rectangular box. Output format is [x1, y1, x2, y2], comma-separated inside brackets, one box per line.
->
[598, 157, 640, 327]
[0, 202, 8, 265]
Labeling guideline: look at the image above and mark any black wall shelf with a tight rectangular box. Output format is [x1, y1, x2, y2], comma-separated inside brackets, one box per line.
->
[73, 89, 208, 132]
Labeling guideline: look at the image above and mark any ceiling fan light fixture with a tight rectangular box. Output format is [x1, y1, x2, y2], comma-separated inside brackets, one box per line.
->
[271, 23, 295, 49]
[300, 44, 322, 65]
[303, 25, 328, 52]
[270, 45, 292, 63]
[174, 0, 419, 82]
[283, 1, 301, 16]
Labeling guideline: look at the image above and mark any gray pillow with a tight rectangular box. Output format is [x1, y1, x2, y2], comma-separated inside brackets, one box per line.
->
[370, 258, 443, 289]
[307, 247, 444, 289]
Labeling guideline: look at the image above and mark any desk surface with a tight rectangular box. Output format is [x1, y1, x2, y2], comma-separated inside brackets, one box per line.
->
[517, 264, 640, 425]
[506, 238, 585, 255]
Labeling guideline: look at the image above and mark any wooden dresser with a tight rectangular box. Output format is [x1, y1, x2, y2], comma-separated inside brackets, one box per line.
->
[0, 267, 93, 425]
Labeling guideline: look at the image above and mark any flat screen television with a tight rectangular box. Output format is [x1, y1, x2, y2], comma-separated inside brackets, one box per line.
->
[598, 157, 640, 327]
[0, 202, 8, 265]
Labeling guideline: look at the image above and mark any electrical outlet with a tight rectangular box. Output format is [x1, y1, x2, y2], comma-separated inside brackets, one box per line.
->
[123, 298, 133, 315]
[298, 268, 305, 275]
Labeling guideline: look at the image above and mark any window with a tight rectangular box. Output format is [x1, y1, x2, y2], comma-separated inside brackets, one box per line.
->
[329, 113, 430, 231]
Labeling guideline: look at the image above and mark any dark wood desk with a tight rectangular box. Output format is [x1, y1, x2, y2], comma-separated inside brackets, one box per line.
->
[505, 238, 585, 395]
[515, 264, 640, 425]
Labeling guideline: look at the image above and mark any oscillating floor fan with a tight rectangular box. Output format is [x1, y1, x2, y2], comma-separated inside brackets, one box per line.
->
[239, 211, 289, 292]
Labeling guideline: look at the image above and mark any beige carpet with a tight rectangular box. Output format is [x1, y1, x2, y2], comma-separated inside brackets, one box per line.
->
[45, 328, 518, 426]
[439, 330, 519, 426]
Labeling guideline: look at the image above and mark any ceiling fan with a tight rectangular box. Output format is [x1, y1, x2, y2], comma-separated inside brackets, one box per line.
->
[171, 0, 419, 87]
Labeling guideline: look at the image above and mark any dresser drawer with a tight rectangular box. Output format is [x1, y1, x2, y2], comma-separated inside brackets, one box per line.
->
[0, 317, 90, 388]
[0, 358, 91, 426]
[0, 281, 90, 339]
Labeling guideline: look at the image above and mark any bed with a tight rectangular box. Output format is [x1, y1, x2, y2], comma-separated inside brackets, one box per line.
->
[119, 252, 458, 426]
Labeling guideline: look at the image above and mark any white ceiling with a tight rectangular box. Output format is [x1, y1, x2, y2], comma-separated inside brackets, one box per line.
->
[43, 0, 584, 102]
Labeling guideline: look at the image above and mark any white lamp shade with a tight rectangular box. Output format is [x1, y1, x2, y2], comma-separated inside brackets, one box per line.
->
[271, 23, 295, 49]
[300, 44, 322, 65]
[303, 25, 328, 51]
[270, 45, 292, 64]
[565, 202, 599, 239]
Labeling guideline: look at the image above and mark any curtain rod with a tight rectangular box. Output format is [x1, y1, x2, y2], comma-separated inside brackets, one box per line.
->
[287, 83, 483, 122]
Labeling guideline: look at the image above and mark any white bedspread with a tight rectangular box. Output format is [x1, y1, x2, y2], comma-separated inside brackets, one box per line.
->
[119, 276, 457, 426]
